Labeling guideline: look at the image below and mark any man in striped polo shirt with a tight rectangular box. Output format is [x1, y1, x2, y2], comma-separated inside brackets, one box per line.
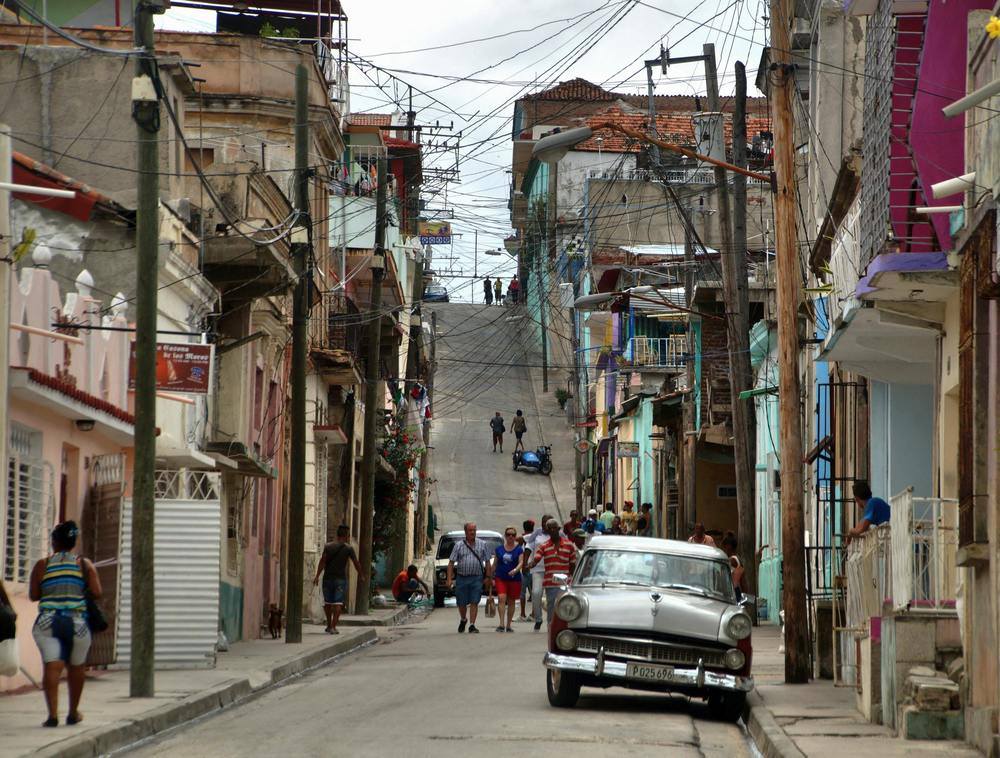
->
[527, 519, 578, 626]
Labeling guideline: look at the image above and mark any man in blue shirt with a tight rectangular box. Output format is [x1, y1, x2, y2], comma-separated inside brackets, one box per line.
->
[846, 481, 891, 542]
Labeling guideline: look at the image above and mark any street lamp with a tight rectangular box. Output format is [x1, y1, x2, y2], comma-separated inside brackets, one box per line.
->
[484, 247, 514, 258]
[531, 121, 771, 183]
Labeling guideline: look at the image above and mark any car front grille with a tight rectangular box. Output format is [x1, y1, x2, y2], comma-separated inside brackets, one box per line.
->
[576, 633, 728, 669]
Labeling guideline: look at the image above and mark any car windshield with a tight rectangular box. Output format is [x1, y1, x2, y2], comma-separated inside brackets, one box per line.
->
[437, 534, 502, 560]
[574, 549, 735, 602]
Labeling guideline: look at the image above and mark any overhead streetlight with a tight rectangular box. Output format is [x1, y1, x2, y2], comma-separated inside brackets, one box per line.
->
[531, 121, 772, 184]
[485, 247, 514, 258]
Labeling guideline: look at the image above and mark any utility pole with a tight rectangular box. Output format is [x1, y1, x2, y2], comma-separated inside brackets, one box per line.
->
[0, 126, 11, 545]
[415, 310, 436, 555]
[770, 0, 810, 683]
[474, 228, 478, 283]
[285, 64, 310, 644]
[682, 227, 697, 532]
[704, 44, 757, 600]
[356, 156, 388, 616]
[732, 60, 758, 595]
[395, 247, 424, 573]
[130, 0, 166, 698]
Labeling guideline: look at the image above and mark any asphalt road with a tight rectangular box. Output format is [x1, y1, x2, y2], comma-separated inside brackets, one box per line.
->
[126, 303, 753, 758]
[426, 302, 564, 534]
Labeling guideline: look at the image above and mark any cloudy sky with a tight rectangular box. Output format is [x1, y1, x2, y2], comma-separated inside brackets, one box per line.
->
[161, 0, 769, 302]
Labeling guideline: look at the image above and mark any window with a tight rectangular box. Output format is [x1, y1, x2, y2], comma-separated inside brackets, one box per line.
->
[4, 425, 53, 583]
[717, 485, 737, 499]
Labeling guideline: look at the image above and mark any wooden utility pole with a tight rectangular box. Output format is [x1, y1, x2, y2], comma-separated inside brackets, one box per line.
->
[770, 0, 810, 683]
[415, 309, 437, 554]
[682, 227, 697, 531]
[356, 156, 388, 616]
[0, 126, 11, 543]
[130, 1, 165, 697]
[285, 64, 310, 644]
[704, 45, 754, 577]
[728, 59, 758, 593]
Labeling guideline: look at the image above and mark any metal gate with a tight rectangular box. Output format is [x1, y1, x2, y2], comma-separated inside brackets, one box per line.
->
[82, 453, 126, 666]
[117, 471, 221, 669]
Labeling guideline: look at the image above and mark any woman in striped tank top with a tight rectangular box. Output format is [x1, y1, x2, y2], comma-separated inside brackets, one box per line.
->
[28, 521, 102, 728]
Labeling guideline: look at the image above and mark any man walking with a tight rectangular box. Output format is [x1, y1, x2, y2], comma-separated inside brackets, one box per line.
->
[511, 409, 528, 452]
[446, 522, 494, 633]
[599, 502, 615, 532]
[313, 524, 363, 634]
[525, 514, 552, 630]
[493, 277, 503, 305]
[490, 411, 505, 453]
[527, 519, 578, 626]
[483, 277, 493, 305]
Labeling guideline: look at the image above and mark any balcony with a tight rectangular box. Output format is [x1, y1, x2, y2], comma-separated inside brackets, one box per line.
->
[626, 336, 686, 371]
[309, 292, 363, 385]
[889, 488, 958, 614]
[827, 193, 862, 328]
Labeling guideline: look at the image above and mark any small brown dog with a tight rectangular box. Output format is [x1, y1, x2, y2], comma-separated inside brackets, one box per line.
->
[267, 604, 283, 639]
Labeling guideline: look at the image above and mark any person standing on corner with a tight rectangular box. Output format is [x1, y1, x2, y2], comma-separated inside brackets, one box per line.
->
[29, 521, 102, 728]
[313, 524, 362, 634]
[511, 409, 528, 452]
[493, 277, 503, 305]
[490, 411, 505, 453]
[483, 277, 493, 306]
[446, 522, 493, 633]
[599, 502, 615, 532]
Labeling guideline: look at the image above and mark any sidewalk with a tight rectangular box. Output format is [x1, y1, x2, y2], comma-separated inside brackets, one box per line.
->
[1, 609, 404, 758]
[526, 366, 578, 521]
[747, 624, 982, 758]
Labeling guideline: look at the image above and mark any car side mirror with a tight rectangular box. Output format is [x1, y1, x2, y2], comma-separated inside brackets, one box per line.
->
[552, 572, 569, 587]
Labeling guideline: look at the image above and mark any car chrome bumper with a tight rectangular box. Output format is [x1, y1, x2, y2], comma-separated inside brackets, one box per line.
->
[543, 652, 754, 693]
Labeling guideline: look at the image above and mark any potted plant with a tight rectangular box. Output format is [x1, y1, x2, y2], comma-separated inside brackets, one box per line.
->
[555, 388, 572, 409]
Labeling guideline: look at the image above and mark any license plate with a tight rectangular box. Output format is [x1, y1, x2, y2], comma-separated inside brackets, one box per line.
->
[625, 662, 675, 682]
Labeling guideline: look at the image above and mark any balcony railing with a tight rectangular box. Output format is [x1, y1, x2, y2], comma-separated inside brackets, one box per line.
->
[627, 336, 686, 370]
[890, 488, 958, 613]
[586, 166, 769, 186]
[309, 292, 361, 358]
[845, 523, 891, 633]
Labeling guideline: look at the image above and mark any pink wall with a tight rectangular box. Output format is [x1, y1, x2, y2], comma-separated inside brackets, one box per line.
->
[909, 0, 993, 250]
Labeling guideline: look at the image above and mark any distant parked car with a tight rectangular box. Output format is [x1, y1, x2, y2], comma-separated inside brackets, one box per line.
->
[542, 536, 754, 721]
[433, 529, 502, 607]
[423, 283, 449, 302]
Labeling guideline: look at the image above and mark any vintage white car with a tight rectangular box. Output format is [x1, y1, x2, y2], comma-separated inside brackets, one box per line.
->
[543, 536, 753, 721]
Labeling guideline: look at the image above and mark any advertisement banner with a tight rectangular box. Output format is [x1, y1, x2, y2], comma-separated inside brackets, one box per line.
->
[129, 343, 214, 395]
[617, 441, 640, 458]
[418, 220, 452, 245]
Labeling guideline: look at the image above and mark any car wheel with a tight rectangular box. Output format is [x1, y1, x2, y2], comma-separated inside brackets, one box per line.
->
[433, 591, 445, 608]
[546, 668, 581, 708]
[540, 459, 553, 475]
[708, 691, 746, 723]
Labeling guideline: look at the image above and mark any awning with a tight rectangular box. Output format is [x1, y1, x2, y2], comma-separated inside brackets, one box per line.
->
[155, 433, 218, 469]
[205, 441, 276, 478]
[856, 252, 957, 304]
[818, 306, 937, 384]
[314, 424, 349, 445]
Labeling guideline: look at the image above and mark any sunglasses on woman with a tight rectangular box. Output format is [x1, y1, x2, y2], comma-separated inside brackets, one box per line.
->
[505, 532, 516, 537]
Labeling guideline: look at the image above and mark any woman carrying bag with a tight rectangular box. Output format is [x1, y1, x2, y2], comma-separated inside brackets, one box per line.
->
[28, 521, 103, 727]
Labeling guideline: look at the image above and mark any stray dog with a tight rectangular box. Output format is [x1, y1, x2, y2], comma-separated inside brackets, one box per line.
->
[268, 604, 283, 639]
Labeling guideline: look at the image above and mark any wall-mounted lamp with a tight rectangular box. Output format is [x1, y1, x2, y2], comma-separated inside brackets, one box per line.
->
[75, 419, 96, 432]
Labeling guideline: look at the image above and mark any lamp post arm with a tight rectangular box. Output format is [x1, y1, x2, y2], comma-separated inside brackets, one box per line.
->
[590, 119, 772, 184]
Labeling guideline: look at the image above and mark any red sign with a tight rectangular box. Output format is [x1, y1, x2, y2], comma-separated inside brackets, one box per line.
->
[130, 343, 213, 395]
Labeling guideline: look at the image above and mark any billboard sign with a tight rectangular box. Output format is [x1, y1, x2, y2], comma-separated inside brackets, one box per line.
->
[418, 221, 452, 245]
[617, 441, 640, 458]
[130, 342, 214, 395]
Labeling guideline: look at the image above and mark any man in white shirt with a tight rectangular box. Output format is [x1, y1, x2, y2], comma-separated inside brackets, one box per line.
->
[525, 513, 553, 631]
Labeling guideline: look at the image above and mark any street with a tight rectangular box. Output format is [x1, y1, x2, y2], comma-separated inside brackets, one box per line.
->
[129, 607, 752, 758]
[127, 302, 752, 757]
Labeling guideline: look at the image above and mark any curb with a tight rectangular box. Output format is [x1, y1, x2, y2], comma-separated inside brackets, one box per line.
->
[744, 691, 806, 758]
[29, 629, 377, 758]
[338, 604, 410, 627]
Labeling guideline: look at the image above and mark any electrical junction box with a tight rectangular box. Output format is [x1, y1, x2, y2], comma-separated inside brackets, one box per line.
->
[131, 75, 157, 103]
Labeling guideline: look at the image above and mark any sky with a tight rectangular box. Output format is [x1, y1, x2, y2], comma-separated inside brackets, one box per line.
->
[159, 0, 770, 303]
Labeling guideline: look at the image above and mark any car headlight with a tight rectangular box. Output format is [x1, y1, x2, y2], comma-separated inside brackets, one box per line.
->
[555, 594, 583, 622]
[555, 629, 578, 651]
[724, 648, 746, 670]
[727, 613, 752, 641]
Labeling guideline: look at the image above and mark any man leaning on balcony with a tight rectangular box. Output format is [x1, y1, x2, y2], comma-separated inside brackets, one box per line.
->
[845, 480, 891, 543]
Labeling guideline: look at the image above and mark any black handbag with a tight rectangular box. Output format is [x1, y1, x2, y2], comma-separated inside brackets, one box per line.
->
[85, 591, 108, 634]
[0, 582, 15, 641]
